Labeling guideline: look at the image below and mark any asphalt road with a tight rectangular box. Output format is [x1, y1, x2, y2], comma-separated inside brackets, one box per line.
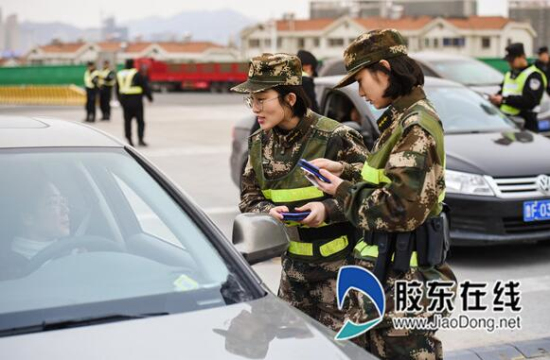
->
[2, 93, 550, 355]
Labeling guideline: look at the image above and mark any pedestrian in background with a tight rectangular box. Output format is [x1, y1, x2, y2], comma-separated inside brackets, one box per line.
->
[535, 46, 550, 95]
[297, 49, 320, 113]
[83, 61, 99, 123]
[116, 59, 153, 147]
[490, 43, 547, 132]
[231, 53, 368, 333]
[98, 60, 116, 121]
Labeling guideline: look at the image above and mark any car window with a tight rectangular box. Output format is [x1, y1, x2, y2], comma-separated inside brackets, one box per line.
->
[417, 62, 439, 77]
[427, 59, 503, 86]
[319, 59, 346, 77]
[361, 87, 515, 133]
[0, 149, 253, 334]
[427, 87, 516, 133]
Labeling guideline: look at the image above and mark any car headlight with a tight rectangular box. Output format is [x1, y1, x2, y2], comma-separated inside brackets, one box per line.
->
[445, 170, 495, 196]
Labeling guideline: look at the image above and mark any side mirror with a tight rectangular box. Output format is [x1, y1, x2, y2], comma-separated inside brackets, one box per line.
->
[509, 116, 526, 130]
[232, 213, 289, 265]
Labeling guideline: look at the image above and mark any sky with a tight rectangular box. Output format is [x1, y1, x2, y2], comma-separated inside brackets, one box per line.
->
[2, 0, 508, 27]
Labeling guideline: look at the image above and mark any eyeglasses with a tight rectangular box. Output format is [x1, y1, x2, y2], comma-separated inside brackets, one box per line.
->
[243, 95, 281, 111]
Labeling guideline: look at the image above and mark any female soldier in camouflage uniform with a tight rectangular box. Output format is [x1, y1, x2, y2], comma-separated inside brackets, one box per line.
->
[230, 53, 368, 331]
[315, 30, 457, 359]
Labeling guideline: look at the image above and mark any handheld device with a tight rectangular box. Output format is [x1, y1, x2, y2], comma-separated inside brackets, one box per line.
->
[281, 211, 311, 221]
[298, 159, 331, 184]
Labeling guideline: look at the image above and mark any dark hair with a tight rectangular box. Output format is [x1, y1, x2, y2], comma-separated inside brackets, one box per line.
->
[125, 59, 135, 69]
[367, 56, 424, 99]
[272, 85, 311, 118]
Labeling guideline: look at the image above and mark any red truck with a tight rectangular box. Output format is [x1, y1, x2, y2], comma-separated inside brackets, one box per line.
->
[134, 58, 249, 92]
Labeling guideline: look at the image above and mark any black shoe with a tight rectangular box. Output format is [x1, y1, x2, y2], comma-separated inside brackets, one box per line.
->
[127, 139, 134, 146]
[84, 119, 95, 123]
[100, 118, 110, 121]
[138, 140, 148, 147]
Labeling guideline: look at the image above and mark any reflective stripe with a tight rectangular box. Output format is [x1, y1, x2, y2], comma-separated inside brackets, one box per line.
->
[117, 69, 143, 95]
[319, 236, 349, 257]
[262, 186, 323, 203]
[361, 163, 391, 185]
[354, 241, 418, 267]
[288, 241, 313, 256]
[289, 236, 349, 257]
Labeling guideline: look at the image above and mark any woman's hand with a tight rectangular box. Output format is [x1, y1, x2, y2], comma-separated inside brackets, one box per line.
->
[268, 205, 290, 221]
[294, 202, 327, 228]
[309, 158, 345, 177]
[315, 169, 344, 196]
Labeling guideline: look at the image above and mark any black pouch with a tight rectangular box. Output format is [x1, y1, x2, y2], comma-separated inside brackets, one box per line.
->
[372, 232, 394, 284]
[393, 232, 414, 273]
[426, 216, 445, 266]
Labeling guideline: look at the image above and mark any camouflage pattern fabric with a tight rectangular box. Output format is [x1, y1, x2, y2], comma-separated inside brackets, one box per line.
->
[335, 28, 408, 89]
[231, 53, 303, 94]
[239, 111, 368, 330]
[278, 255, 353, 332]
[240, 111, 368, 221]
[334, 87, 457, 359]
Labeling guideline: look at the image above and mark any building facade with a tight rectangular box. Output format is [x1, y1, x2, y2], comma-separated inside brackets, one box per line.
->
[510, 0, 550, 52]
[24, 41, 241, 66]
[240, 16, 535, 60]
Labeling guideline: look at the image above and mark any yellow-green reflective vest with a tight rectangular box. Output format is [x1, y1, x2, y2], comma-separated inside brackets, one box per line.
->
[250, 112, 354, 261]
[500, 65, 547, 116]
[117, 68, 143, 95]
[355, 102, 446, 264]
[84, 69, 99, 89]
[99, 69, 116, 87]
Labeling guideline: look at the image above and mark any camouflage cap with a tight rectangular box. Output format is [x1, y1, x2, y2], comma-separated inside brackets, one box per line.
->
[230, 53, 302, 93]
[334, 28, 408, 89]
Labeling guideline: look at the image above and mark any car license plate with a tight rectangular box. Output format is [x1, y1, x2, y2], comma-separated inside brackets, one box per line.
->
[523, 200, 550, 222]
[539, 120, 550, 131]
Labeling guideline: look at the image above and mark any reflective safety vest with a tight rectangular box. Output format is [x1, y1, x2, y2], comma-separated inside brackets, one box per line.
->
[250, 112, 356, 261]
[117, 68, 143, 95]
[84, 69, 99, 89]
[99, 69, 116, 87]
[354, 101, 446, 263]
[500, 65, 547, 116]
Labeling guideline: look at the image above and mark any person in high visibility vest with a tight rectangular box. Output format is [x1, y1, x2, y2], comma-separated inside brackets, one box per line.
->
[98, 60, 116, 121]
[489, 43, 547, 132]
[230, 53, 368, 332]
[313, 29, 457, 360]
[116, 59, 153, 146]
[83, 61, 99, 122]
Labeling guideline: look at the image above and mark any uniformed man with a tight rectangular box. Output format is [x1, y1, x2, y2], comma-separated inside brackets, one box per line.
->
[231, 53, 369, 332]
[297, 49, 320, 113]
[116, 59, 153, 146]
[489, 43, 547, 132]
[314, 29, 457, 360]
[98, 60, 116, 121]
[535, 46, 550, 95]
[83, 61, 99, 122]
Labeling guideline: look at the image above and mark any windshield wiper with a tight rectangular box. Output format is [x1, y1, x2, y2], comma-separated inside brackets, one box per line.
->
[0, 312, 169, 337]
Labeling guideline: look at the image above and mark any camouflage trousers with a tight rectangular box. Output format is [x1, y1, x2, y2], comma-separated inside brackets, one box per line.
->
[277, 254, 351, 332]
[347, 259, 457, 360]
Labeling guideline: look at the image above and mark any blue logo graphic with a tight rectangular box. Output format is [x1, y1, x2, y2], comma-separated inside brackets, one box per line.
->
[335, 266, 386, 341]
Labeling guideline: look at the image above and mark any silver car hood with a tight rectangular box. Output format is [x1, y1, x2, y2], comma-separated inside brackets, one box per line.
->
[0, 294, 372, 360]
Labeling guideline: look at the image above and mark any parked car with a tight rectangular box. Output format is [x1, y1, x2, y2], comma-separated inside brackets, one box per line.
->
[0, 115, 372, 360]
[318, 53, 550, 134]
[230, 77, 550, 246]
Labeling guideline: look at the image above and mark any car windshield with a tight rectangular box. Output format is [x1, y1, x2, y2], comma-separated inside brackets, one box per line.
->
[0, 148, 252, 335]
[365, 87, 516, 133]
[428, 59, 504, 86]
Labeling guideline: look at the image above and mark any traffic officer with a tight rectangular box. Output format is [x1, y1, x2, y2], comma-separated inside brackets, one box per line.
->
[313, 29, 457, 360]
[489, 42, 547, 132]
[297, 49, 320, 112]
[98, 60, 116, 121]
[83, 61, 99, 122]
[231, 53, 368, 332]
[535, 46, 550, 95]
[116, 59, 153, 146]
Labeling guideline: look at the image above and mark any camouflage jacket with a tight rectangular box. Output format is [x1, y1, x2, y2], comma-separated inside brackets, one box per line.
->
[335, 87, 445, 232]
[240, 111, 368, 223]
